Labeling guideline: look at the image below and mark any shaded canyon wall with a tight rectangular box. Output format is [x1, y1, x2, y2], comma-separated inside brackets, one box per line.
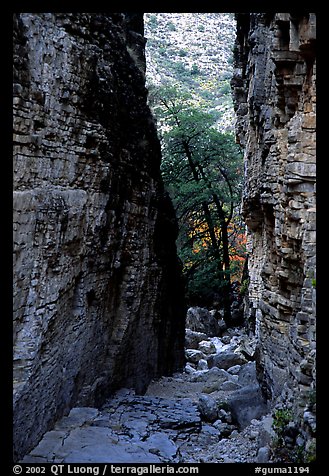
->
[232, 13, 316, 413]
[13, 13, 185, 461]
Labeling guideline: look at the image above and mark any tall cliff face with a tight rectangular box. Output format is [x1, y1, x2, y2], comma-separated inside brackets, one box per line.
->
[13, 13, 185, 461]
[232, 13, 316, 411]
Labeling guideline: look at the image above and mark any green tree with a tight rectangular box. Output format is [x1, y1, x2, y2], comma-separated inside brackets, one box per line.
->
[149, 85, 244, 324]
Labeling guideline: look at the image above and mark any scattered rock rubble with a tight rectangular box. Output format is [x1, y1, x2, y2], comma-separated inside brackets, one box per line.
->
[21, 309, 276, 463]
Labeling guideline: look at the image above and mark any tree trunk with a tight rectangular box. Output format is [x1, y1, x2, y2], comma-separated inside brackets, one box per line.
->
[219, 218, 232, 325]
[196, 162, 232, 324]
[182, 140, 222, 265]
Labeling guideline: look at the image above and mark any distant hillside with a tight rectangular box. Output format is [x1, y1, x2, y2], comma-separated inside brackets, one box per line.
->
[144, 13, 236, 131]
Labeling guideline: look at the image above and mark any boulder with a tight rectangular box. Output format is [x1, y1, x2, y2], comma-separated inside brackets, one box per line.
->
[227, 384, 269, 429]
[198, 394, 218, 422]
[185, 349, 206, 364]
[217, 408, 233, 424]
[184, 363, 196, 374]
[217, 318, 227, 334]
[201, 369, 233, 393]
[219, 380, 242, 391]
[146, 433, 177, 459]
[257, 446, 271, 463]
[235, 337, 257, 360]
[237, 361, 257, 386]
[186, 307, 221, 337]
[207, 351, 248, 370]
[221, 335, 231, 345]
[185, 329, 208, 349]
[212, 420, 236, 437]
[197, 359, 208, 371]
[198, 340, 217, 355]
[231, 307, 244, 324]
[227, 365, 241, 375]
[190, 366, 230, 384]
[303, 410, 316, 433]
[258, 415, 275, 447]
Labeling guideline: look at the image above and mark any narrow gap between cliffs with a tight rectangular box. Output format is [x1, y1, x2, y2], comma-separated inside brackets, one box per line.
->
[20, 13, 274, 465]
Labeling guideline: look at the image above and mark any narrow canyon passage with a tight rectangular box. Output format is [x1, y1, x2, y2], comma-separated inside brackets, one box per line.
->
[21, 309, 273, 464]
[13, 12, 316, 465]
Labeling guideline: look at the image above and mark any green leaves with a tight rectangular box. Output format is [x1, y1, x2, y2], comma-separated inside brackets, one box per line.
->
[150, 85, 245, 305]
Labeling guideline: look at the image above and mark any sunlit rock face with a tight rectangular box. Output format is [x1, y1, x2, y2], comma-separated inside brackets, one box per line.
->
[232, 13, 316, 409]
[13, 13, 185, 461]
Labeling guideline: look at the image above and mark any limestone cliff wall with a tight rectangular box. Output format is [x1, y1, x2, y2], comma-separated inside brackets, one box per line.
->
[232, 13, 316, 411]
[13, 13, 185, 461]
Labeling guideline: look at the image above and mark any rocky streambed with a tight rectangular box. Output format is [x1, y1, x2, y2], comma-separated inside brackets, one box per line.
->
[21, 308, 276, 464]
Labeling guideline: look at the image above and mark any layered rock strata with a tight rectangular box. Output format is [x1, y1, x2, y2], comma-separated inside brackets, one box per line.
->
[232, 12, 316, 417]
[13, 13, 185, 461]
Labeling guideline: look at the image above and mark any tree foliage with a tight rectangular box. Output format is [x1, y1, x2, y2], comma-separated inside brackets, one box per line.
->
[149, 85, 246, 322]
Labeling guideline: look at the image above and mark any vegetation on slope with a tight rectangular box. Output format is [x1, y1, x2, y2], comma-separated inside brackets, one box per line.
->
[145, 13, 246, 315]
